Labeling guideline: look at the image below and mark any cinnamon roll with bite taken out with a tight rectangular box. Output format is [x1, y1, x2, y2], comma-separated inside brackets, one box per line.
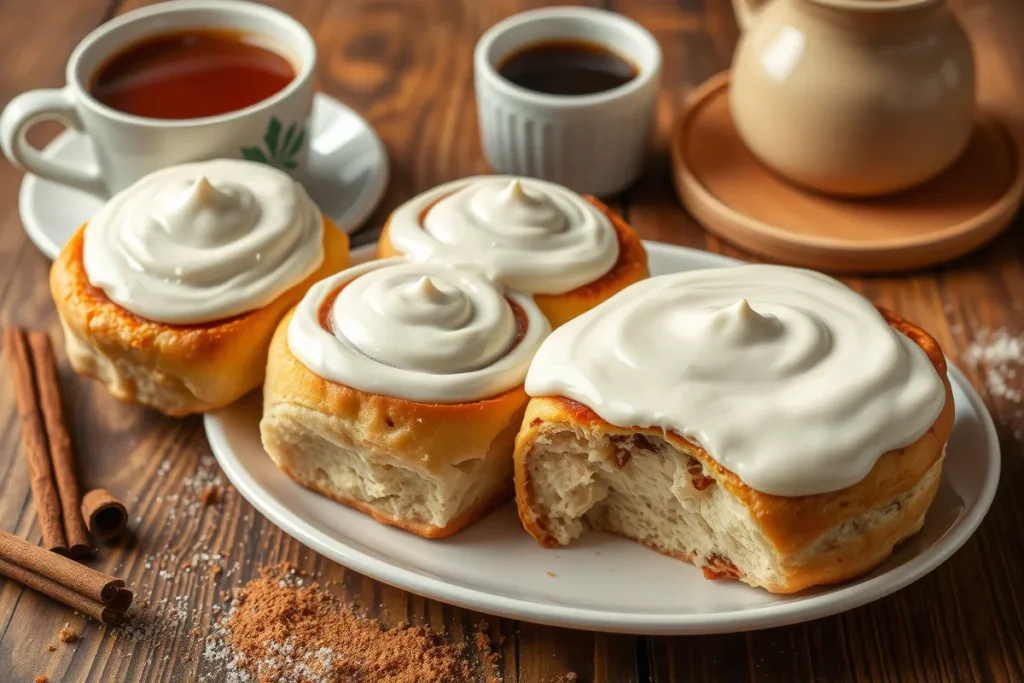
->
[514, 264, 954, 593]
[261, 259, 551, 538]
[50, 159, 351, 416]
[376, 175, 648, 328]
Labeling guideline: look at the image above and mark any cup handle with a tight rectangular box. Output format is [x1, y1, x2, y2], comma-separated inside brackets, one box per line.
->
[731, 0, 769, 31]
[0, 88, 105, 196]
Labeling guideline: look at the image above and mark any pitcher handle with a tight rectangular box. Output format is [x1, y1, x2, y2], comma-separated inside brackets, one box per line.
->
[731, 0, 769, 31]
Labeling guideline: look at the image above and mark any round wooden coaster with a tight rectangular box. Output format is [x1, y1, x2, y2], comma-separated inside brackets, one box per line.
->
[671, 73, 1024, 273]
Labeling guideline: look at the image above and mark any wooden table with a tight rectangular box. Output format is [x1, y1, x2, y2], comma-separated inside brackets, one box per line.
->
[2, 0, 1023, 681]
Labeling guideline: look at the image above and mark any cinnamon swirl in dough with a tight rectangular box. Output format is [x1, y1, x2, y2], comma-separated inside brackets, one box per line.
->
[376, 175, 648, 327]
[514, 265, 953, 593]
[261, 259, 551, 538]
[50, 159, 350, 416]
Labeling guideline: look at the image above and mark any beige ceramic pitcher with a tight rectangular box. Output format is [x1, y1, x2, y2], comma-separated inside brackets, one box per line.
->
[729, 0, 975, 197]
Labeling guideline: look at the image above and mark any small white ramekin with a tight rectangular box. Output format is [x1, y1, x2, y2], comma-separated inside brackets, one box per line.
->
[474, 7, 662, 197]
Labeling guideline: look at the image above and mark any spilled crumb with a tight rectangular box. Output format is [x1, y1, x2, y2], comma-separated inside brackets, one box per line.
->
[33, 676, 49, 683]
[58, 626, 78, 643]
[200, 485, 222, 507]
[44, 644, 56, 652]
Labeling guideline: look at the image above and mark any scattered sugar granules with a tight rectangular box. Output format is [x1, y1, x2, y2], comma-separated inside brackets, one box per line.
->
[965, 327, 1024, 403]
[203, 563, 484, 683]
[174, 455, 226, 519]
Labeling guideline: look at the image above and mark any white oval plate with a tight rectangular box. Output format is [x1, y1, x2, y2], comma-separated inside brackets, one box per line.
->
[19, 93, 388, 260]
[205, 241, 1000, 635]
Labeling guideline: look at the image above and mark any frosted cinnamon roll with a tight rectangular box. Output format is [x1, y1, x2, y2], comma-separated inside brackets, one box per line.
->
[514, 265, 954, 593]
[376, 175, 648, 327]
[50, 159, 351, 416]
[261, 259, 551, 538]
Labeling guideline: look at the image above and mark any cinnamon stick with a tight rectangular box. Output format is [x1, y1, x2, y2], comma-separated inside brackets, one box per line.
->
[81, 489, 128, 540]
[27, 332, 91, 559]
[0, 558, 128, 625]
[4, 328, 67, 554]
[0, 531, 122, 604]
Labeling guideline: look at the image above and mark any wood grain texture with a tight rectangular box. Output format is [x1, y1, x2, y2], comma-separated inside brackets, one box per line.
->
[0, 0, 1022, 681]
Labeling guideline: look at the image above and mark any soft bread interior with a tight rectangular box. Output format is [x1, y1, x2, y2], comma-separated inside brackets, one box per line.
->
[262, 400, 513, 537]
[519, 426, 944, 592]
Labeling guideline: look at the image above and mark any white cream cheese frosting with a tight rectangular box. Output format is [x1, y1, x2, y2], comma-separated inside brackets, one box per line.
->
[288, 258, 552, 403]
[83, 159, 324, 324]
[386, 176, 619, 294]
[524, 264, 947, 496]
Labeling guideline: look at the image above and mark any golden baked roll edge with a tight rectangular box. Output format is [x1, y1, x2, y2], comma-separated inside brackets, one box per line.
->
[260, 308, 530, 538]
[50, 217, 351, 416]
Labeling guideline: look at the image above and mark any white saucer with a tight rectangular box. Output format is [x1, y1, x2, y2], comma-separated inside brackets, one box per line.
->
[18, 93, 389, 260]
[204, 242, 1000, 635]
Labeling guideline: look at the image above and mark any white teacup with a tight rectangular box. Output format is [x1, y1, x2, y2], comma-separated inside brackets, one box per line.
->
[474, 7, 661, 197]
[0, 0, 316, 197]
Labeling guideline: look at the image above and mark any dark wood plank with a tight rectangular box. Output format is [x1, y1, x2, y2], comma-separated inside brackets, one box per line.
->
[2, 0, 1024, 681]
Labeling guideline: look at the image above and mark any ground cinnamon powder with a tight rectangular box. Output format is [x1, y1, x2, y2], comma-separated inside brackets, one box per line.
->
[205, 563, 481, 682]
[474, 622, 502, 683]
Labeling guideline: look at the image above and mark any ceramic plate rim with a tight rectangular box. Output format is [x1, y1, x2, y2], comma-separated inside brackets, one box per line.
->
[671, 72, 1024, 254]
[18, 92, 389, 261]
[205, 241, 1001, 635]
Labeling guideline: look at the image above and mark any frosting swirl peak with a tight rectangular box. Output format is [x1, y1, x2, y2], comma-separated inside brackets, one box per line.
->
[387, 176, 619, 294]
[525, 265, 947, 496]
[457, 179, 568, 240]
[333, 265, 517, 375]
[289, 259, 551, 403]
[84, 159, 324, 324]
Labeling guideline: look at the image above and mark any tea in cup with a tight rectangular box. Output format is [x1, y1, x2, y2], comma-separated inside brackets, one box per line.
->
[0, 0, 317, 196]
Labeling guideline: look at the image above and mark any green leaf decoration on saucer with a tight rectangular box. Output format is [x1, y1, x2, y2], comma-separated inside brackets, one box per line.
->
[241, 116, 305, 170]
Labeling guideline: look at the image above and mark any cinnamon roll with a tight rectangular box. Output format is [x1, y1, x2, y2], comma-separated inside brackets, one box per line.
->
[376, 175, 648, 328]
[50, 159, 351, 416]
[261, 259, 551, 538]
[514, 265, 954, 593]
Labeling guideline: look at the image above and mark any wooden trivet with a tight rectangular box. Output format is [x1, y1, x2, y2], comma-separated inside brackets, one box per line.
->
[671, 72, 1024, 273]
